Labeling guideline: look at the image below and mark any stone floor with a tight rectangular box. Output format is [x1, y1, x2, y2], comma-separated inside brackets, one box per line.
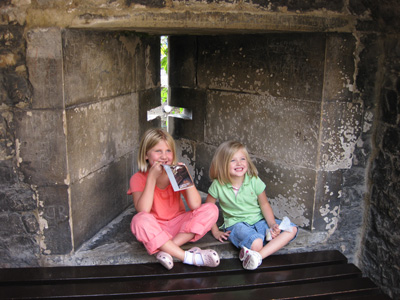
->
[40, 195, 325, 267]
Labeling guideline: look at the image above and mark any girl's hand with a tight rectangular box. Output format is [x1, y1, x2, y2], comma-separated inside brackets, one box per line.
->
[148, 161, 164, 179]
[270, 223, 281, 239]
[213, 230, 231, 243]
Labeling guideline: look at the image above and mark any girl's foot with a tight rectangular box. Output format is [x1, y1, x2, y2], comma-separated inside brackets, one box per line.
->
[239, 246, 262, 270]
[184, 247, 220, 267]
[156, 251, 174, 270]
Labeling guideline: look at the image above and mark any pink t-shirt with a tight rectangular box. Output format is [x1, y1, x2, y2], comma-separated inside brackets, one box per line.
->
[127, 172, 186, 221]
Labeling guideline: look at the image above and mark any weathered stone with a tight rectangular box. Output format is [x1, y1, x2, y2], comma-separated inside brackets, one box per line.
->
[319, 101, 362, 171]
[37, 185, 72, 255]
[197, 34, 325, 101]
[14, 109, 67, 185]
[26, 27, 63, 109]
[381, 89, 398, 125]
[313, 170, 343, 232]
[138, 88, 162, 137]
[0, 184, 35, 212]
[169, 35, 197, 89]
[170, 87, 206, 143]
[66, 94, 139, 183]
[323, 34, 355, 102]
[254, 157, 316, 230]
[382, 127, 400, 155]
[63, 30, 144, 107]
[205, 91, 321, 169]
[193, 142, 217, 192]
[69, 155, 133, 249]
[22, 212, 39, 234]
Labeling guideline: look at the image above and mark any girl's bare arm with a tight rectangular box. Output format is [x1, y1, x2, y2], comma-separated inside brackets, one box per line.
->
[182, 185, 202, 210]
[206, 194, 230, 242]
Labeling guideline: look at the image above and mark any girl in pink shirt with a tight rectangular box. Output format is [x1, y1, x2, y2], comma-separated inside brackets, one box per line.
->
[128, 128, 220, 270]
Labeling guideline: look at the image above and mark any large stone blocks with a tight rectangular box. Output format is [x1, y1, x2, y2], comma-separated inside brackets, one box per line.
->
[171, 33, 360, 233]
[204, 91, 321, 169]
[21, 27, 156, 255]
[66, 94, 139, 183]
[197, 34, 325, 101]
[15, 109, 67, 185]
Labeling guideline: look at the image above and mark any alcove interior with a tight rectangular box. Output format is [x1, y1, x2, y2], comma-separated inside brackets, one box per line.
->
[23, 27, 358, 263]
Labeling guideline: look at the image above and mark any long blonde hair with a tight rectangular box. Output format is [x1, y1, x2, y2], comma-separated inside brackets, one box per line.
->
[209, 141, 258, 185]
[137, 128, 177, 172]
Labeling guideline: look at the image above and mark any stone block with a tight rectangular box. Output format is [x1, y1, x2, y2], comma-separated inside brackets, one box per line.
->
[15, 109, 67, 185]
[194, 142, 217, 193]
[169, 87, 206, 142]
[197, 34, 325, 101]
[70, 154, 133, 249]
[26, 28, 63, 109]
[63, 30, 139, 107]
[319, 101, 363, 171]
[37, 185, 72, 255]
[175, 138, 196, 180]
[313, 170, 343, 232]
[134, 34, 160, 91]
[138, 88, 161, 137]
[254, 156, 316, 230]
[66, 94, 139, 183]
[169, 36, 197, 88]
[323, 34, 355, 102]
[205, 91, 321, 169]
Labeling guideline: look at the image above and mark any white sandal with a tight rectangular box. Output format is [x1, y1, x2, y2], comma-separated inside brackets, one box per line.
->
[239, 246, 262, 270]
[156, 251, 174, 270]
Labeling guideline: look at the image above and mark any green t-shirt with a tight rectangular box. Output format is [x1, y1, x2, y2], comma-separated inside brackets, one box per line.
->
[208, 174, 266, 228]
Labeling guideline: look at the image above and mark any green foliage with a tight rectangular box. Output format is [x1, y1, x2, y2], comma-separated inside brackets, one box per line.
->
[161, 36, 168, 73]
[161, 87, 168, 103]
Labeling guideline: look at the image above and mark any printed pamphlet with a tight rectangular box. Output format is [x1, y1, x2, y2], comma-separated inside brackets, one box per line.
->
[163, 164, 194, 192]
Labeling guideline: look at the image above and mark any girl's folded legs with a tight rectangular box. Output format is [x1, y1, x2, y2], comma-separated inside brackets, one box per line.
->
[157, 237, 220, 270]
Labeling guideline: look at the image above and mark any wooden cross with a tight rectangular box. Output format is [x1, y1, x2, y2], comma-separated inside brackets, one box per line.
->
[147, 103, 192, 131]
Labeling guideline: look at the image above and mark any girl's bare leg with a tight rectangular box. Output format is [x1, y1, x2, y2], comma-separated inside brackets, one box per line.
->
[159, 232, 195, 261]
[258, 227, 298, 259]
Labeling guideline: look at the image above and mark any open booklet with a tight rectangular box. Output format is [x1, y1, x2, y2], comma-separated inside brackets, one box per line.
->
[162, 164, 194, 192]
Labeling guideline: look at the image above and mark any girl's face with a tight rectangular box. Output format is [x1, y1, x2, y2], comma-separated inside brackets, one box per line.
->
[229, 150, 248, 179]
[146, 140, 174, 166]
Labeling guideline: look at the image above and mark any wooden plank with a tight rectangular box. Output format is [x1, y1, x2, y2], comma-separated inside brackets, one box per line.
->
[0, 250, 346, 285]
[0, 264, 362, 299]
[144, 278, 382, 300]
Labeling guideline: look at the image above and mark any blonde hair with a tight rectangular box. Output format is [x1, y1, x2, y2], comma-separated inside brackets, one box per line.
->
[137, 128, 177, 172]
[209, 140, 258, 185]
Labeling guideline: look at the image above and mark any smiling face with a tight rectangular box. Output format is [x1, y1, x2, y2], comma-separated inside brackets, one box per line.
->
[229, 149, 248, 179]
[145, 140, 174, 167]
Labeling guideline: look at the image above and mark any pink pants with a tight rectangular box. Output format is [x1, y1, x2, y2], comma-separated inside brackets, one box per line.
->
[131, 202, 219, 255]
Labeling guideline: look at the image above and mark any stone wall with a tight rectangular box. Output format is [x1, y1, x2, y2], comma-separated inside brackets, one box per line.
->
[169, 32, 363, 258]
[360, 35, 400, 299]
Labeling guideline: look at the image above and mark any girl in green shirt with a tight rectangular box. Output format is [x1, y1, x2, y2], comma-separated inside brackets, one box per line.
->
[206, 141, 298, 270]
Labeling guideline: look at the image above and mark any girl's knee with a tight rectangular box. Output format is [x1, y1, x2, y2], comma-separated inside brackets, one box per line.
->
[250, 238, 263, 252]
[131, 212, 154, 232]
[201, 202, 219, 222]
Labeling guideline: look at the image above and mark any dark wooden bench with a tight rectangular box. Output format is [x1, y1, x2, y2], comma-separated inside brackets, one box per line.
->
[0, 250, 390, 299]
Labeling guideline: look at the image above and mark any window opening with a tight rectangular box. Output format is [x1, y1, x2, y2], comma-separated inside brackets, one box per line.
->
[147, 36, 192, 131]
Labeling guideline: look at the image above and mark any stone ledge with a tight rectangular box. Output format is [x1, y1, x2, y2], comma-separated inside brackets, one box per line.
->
[39, 204, 331, 267]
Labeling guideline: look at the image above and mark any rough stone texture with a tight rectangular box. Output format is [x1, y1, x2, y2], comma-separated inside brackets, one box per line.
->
[27, 28, 63, 109]
[360, 35, 400, 300]
[66, 95, 138, 183]
[0, 23, 39, 267]
[171, 33, 361, 234]
[70, 155, 133, 249]
[15, 109, 67, 185]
